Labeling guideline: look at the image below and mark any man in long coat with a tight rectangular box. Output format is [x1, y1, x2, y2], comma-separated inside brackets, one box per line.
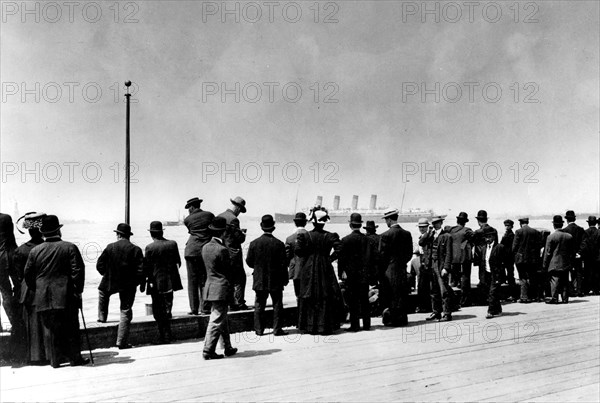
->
[581, 217, 600, 295]
[500, 219, 516, 299]
[183, 197, 214, 315]
[512, 217, 541, 303]
[338, 213, 376, 331]
[379, 209, 413, 327]
[561, 210, 586, 297]
[143, 221, 183, 344]
[416, 218, 432, 313]
[472, 210, 499, 285]
[449, 212, 474, 307]
[24, 215, 88, 368]
[202, 216, 238, 359]
[97, 223, 144, 349]
[246, 215, 288, 336]
[218, 197, 248, 311]
[424, 217, 454, 321]
[285, 212, 308, 298]
[544, 215, 575, 304]
[476, 226, 505, 318]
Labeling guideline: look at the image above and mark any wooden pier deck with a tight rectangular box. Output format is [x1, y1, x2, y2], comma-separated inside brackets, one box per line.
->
[1, 296, 598, 402]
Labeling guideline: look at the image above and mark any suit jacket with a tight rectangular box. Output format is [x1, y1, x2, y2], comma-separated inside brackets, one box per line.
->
[338, 230, 376, 284]
[24, 237, 85, 312]
[202, 237, 233, 301]
[14, 238, 44, 304]
[581, 228, 600, 262]
[418, 232, 433, 269]
[97, 238, 144, 294]
[285, 228, 307, 280]
[500, 229, 515, 266]
[473, 224, 498, 264]
[431, 230, 453, 272]
[476, 242, 505, 280]
[218, 209, 246, 251]
[184, 209, 215, 257]
[449, 224, 474, 264]
[144, 237, 183, 294]
[379, 224, 413, 282]
[562, 222, 586, 254]
[543, 230, 574, 272]
[246, 233, 288, 291]
[512, 225, 541, 265]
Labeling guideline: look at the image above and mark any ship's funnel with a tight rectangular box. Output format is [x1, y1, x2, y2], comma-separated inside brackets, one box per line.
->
[333, 195, 340, 210]
[352, 195, 358, 210]
[315, 196, 323, 206]
[369, 194, 377, 210]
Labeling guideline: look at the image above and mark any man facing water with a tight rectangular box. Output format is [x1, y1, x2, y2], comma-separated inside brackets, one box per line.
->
[97, 223, 144, 349]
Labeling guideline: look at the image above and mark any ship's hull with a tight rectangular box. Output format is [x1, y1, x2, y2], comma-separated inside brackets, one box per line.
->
[275, 211, 435, 224]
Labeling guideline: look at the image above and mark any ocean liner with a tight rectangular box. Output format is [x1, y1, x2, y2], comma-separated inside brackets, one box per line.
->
[274, 195, 435, 224]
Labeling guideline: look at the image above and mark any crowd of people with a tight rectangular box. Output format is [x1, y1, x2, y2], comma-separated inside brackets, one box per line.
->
[1, 199, 599, 367]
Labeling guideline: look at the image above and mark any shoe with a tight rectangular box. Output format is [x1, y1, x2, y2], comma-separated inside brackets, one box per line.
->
[345, 326, 360, 332]
[203, 351, 224, 360]
[187, 311, 199, 316]
[224, 347, 238, 357]
[255, 330, 264, 336]
[117, 343, 132, 350]
[200, 310, 211, 315]
[518, 299, 531, 304]
[485, 313, 494, 319]
[273, 329, 288, 336]
[545, 299, 559, 304]
[577, 293, 584, 297]
[70, 357, 90, 367]
[229, 305, 241, 312]
[439, 315, 452, 322]
[97, 319, 106, 323]
[426, 313, 441, 321]
[238, 304, 251, 310]
[363, 326, 371, 331]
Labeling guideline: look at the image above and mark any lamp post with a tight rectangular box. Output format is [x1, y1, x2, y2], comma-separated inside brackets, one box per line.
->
[125, 80, 131, 224]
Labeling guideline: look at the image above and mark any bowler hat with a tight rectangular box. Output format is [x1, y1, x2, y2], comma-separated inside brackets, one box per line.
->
[382, 208, 399, 219]
[148, 221, 163, 232]
[230, 196, 247, 213]
[483, 226, 496, 236]
[518, 217, 529, 224]
[349, 213, 363, 225]
[456, 212, 469, 222]
[565, 210, 576, 220]
[476, 210, 488, 220]
[587, 216, 598, 224]
[40, 215, 63, 234]
[431, 215, 446, 224]
[184, 197, 203, 209]
[552, 215, 564, 225]
[417, 218, 429, 227]
[293, 212, 307, 223]
[503, 219, 514, 226]
[364, 220, 379, 230]
[260, 214, 276, 231]
[209, 216, 227, 231]
[114, 223, 133, 236]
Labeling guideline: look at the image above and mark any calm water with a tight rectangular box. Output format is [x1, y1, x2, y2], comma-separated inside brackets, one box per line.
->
[3, 217, 553, 330]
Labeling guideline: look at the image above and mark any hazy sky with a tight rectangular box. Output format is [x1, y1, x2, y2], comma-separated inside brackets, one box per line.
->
[1, 0, 599, 223]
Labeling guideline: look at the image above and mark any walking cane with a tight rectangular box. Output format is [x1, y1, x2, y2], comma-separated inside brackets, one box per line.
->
[79, 306, 95, 365]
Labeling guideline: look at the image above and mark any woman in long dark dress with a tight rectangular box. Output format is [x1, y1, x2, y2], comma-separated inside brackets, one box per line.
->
[296, 208, 342, 335]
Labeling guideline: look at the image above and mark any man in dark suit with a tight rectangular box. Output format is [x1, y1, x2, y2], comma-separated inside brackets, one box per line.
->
[0, 213, 18, 331]
[476, 226, 505, 318]
[424, 217, 454, 321]
[416, 218, 432, 313]
[561, 210, 586, 297]
[544, 215, 575, 304]
[97, 223, 144, 349]
[183, 197, 214, 315]
[246, 215, 288, 336]
[473, 210, 498, 285]
[202, 216, 238, 360]
[143, 221, 183, 344]
[500, 219, 516, 299]
[449, 212, 474, 307]
[218, 196, 249, 311]
[285, 212, 308, 298]
[581, 217, 599, 295]
[24, 215, 88, 368]
[338, 213, 376, 331]
[379, 209, 413, 327]
[512, 217, 541, 303]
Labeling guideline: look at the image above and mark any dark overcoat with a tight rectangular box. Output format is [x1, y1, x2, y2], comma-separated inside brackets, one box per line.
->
[379, 224, 413, 289]
[144, 237, 183, 294]
[562, 222, 586, 253]
[543, 230, 575, 272]
[246, 233, 288, 291]
[184, 209, 215, 257]
[338, 230, 376, 285]
[285, 229, 307, 280]
[295, 228, 340, 300]
[202, 238, 233, 302]
[24, 237, 85, 312]
[96, 239, 144, 294]
[449, 225, 474, 264]
[512, 225, 541, 265]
